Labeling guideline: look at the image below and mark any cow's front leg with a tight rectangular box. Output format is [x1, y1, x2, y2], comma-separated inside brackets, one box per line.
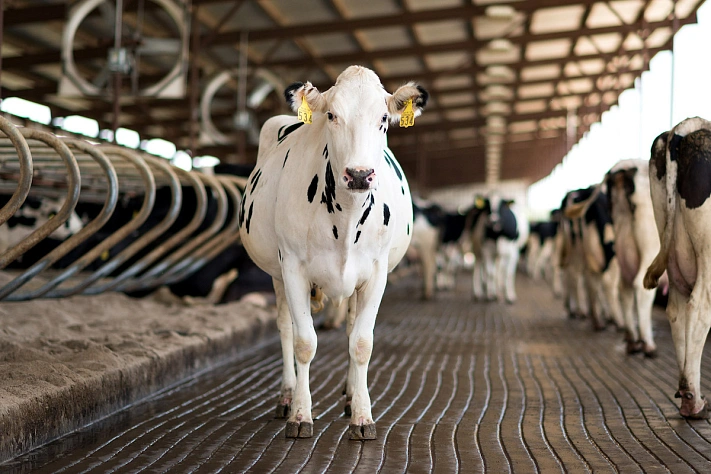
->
[472, 259, 485, 301]
[273, 279, 295, 418]
[281, 265, 317, 438]
[343, 292, 358, 418]
[501, 245, 520, 304]
[348, 264, 387, 440]
[482, 245, 497, 301]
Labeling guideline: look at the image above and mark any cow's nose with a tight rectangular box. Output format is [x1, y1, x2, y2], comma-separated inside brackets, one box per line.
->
[343, 167, 375, 190]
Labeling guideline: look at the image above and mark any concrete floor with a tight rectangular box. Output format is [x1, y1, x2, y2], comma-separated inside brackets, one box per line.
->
[3, 274, 711, 473]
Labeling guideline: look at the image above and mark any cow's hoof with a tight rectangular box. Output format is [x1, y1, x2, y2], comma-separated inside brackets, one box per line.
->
[285, 420, 313, 438]
[349, 423, 377, 440]
[626, 340, 644, 355]
[344, 397, 352, 417]
[680, 398, 709, 420]
[643, 347, 658, 359]
[275, 402, 291, 419]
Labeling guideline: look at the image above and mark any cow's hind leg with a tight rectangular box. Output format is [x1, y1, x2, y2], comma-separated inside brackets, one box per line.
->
[620, 283, 643, 353]
[281, 267, 318, 438]
[273, 279, 295, 418]
[672, 280, 711, 419]
[347, 264, 388, 440]
[635, 285, 658, 358]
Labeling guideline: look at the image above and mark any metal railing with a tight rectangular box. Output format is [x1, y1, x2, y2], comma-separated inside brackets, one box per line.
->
[0, 115, 245, 301]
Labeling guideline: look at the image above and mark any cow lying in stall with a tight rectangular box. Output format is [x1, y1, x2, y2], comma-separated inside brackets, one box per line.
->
[644, 116, 711, 419]
[239, 66, 427, 439]
[0, 195, 83, 264]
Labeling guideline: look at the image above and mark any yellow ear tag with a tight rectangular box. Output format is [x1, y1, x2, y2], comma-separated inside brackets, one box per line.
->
[297, 96, 312, 124]
[101, 249, 110, 261]
[399, 98, 415, 128]
[475, 197, 485, 209]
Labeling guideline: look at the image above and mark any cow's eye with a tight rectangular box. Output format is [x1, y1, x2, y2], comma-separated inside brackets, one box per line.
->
[326, 112, 334, 121]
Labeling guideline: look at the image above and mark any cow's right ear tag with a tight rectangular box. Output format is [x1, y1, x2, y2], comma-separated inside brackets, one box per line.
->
[298, 96, 312, 124]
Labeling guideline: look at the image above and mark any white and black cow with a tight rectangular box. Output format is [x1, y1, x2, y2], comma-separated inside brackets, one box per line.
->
[0, 195, 83, 263]
[566, 186, 622, 331]
[526, 218, 559, 282]
[468, 196, 529, 303]
[605, 159, 660, 357]
[644, 116, 711, 418]
[239, 66, 427, 439]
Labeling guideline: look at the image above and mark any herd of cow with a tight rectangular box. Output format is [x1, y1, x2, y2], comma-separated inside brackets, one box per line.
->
[2, 66, 710, 438]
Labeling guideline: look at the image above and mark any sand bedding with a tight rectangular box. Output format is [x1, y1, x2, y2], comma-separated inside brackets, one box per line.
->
[0, 277, 277, 462]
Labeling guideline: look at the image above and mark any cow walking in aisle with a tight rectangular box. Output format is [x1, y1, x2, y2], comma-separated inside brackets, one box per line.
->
[240, 66, 427, 438]
[644, 117, 711, 418]
[605, 159, 660, 357]
[468, 196, 529, 304]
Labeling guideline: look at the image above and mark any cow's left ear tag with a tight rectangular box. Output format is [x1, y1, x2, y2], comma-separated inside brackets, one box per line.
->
[297, 96, 312, 124]
[400, 98, 415, 128]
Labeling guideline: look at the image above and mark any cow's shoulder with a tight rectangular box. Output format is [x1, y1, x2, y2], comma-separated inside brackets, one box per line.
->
[257, 115, 306, 157]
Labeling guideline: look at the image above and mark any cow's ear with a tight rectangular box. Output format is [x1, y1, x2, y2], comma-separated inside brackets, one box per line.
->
[284, 81, 327, 114]
[388, 82, 428, 121]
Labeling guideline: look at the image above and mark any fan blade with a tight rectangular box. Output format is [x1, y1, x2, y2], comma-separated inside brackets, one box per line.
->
[136, 38, 181, 55]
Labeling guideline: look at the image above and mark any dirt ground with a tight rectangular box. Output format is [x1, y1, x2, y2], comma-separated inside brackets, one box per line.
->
[0, 271, 277, 461]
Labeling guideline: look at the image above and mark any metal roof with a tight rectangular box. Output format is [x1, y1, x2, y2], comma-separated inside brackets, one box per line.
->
[1, 0, 705, 191]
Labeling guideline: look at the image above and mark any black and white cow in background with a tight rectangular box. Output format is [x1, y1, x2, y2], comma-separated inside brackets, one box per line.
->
[564, 186, 623, 332]
[525, 218, 559, 282]
[0, 195, 83, 264]
[467, 196, 529, 304]
[239, 66, 427, 439]
[644, 116, 711, 418]
[605, 159, 660, 357]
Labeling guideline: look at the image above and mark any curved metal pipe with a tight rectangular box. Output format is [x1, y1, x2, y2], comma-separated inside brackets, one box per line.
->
[134, 172, 228, 289]
[0, 139, 119, 300]
[160, 175, 243, 285]
[117, 167, 208, 292]
[81, 153, 184, 294]
[0, 128, 81, 269]
[37, 147, 156, 298]
[0, 116, 33, 226]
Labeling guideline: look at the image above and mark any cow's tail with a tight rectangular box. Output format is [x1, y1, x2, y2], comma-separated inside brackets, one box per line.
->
[563, 183, 602, 220]
[644, 117, 711, 289]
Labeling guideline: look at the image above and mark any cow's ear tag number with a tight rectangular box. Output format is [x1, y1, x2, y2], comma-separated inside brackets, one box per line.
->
[298, 96, 312, 124]
[399, 99, 415, 128]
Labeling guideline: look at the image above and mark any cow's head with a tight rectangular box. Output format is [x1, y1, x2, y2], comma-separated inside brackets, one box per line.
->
[285, 65, 428, 192]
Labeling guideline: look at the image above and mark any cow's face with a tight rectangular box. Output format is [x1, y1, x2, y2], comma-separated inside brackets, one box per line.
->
[285, 66, 427, 192]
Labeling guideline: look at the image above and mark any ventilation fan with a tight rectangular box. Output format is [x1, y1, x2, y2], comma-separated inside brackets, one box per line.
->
[199, 68, 285, 146]
[59, 0, 189, 98]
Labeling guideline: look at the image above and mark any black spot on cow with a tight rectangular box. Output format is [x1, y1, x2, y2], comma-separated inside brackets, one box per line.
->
[245, 202, 254, 234]
[669, 133, 684, 162]
[354, 230, 361, 244]
[323, 144, 329, 160]
[7, 215, 37, 228]
[652, 131, 669, 180]
[677, 128, 711, 209]
[308, 175, 319, 203]
[407, 223, 410, 235]
[332, 225, 339, 239]
[250, 169, 262, 193]
[283, 149, 290, 168]
[401, 186, 405, 195]
[277, 122, 305, 145]
[383, 203, 390, 226]
[336, 203, 342, 212]
[383, 150, 403, 181]
[239, 196, 247, 228]
[278, 249, 282, 261]
[415, 85, 429, 109]
[606, 168, 638, 215]
[359, 195, 374, 227]
[320, 161, 336, 213]
[284, 82, 304, 108]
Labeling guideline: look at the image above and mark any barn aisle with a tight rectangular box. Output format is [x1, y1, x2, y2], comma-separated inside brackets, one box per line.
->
[4, 274, 711, 473]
